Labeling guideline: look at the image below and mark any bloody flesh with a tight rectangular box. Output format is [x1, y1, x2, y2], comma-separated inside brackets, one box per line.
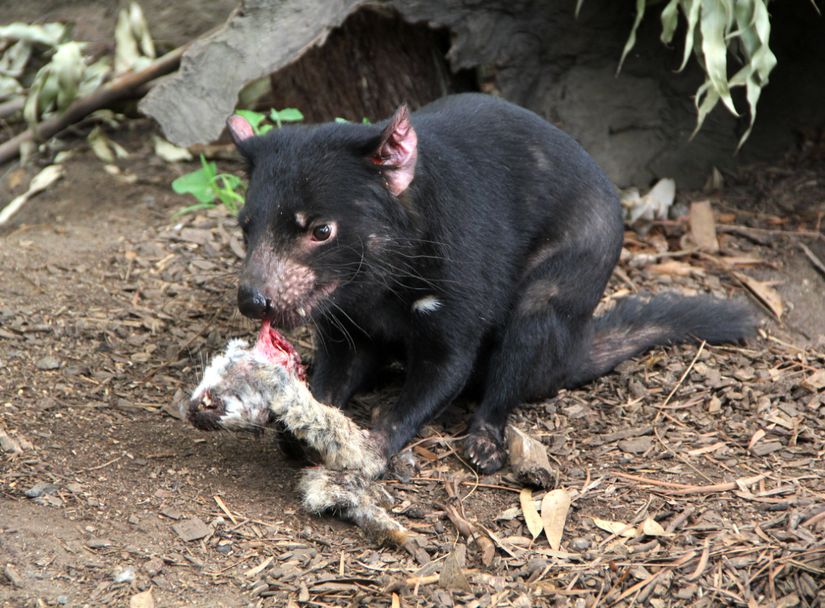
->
[254, 319, 306, 381]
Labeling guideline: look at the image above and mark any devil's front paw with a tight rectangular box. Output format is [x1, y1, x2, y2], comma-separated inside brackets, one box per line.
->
[387, 448, 418, 482]
[464, 427, 507, 474]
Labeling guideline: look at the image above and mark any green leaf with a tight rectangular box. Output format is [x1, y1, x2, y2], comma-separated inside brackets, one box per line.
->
[274, 107, 304, 123]
[660, 0, 680, 44]
[171, 155, 217, 204]
[334, 117, 350, 123]
[678, 0, 702, 72]
[699, 0, 737, 116]
[258, 124, 274, 134]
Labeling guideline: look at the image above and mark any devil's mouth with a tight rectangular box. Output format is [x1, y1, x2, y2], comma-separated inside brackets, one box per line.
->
[273, 281, 338, 331]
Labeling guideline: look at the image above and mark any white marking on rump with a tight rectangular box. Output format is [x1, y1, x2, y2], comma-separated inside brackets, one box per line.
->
[412, 295, 442, 314]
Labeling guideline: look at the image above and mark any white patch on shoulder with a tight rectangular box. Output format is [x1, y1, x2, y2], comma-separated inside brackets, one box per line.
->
[412, 295, 442, 314]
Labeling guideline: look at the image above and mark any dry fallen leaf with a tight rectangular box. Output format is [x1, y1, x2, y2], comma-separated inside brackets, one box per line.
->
[649, 260, 705, 277]
[689, 200, 719, 253]
[593, 517, 639, 538]
[520, 487, 543, 540]
[540, 489, 571, 551]
[801, 369, 825, 392]
[733, 271, 784, 319]
[129, 590, 154, 608]
[641, 517, 672, 537]
[0, 164, 64, 226]
[748, 429, 767, 451]
[391, 592, 401, 608]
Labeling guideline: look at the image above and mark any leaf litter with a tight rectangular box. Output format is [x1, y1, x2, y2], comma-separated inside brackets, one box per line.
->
[0, 125, 823, 606]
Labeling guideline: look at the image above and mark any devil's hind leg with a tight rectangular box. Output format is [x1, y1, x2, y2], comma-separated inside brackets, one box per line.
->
[465, 250, 609, 473]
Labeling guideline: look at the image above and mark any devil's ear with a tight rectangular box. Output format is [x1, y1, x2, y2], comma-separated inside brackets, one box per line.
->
[371, 104, 417, 196]
[227, 115, 255, 147]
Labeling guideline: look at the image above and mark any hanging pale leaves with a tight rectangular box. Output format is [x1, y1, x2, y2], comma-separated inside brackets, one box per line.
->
[114, 1, 156, 74]
[586, 0, 778, 149]
[23, 42, 90, 126]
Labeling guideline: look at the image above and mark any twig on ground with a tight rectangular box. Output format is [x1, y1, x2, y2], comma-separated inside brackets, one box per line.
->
[614, 471, 768, 495]
[799, 241, 825, 278]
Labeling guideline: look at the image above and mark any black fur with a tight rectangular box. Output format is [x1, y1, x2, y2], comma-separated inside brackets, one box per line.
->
[234, 93, 754, 473]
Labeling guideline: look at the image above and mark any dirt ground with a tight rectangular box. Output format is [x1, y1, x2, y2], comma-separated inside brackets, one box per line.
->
[0, 117, 824, 608]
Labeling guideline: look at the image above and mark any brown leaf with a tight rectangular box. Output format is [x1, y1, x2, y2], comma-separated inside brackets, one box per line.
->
[648, 260, 705, 277]
[748, 429, 766, 451]
[689, 200, 719, 253]
[733, 271, 783, 319]
[520, 488, 543, 540]
[477, 535, 496, 566]
[129, 590, 155, 608]
[593, 518, 639, 538]
[438, 547, 470, 591]
[540, 489, 571, 551]
[641, 517, 672, 537]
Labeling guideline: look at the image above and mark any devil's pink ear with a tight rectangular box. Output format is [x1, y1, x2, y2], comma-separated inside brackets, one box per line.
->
[227, 115, 255, 146]
[372, 104, 417, 196]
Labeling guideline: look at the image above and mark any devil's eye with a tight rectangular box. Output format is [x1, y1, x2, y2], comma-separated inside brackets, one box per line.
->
[311, 224, 332, 242]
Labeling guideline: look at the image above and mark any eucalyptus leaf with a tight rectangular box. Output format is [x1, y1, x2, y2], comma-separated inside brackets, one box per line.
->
[0, 23, 66, 47]
[618, 0, 647, 72]
[0, 40, 33, 78]
[0, 75, 23, 101]
[660, 0, 680, 44]
[699, 0, 737, 116]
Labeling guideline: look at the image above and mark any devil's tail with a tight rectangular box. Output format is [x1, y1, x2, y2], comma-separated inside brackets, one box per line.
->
[567, 294, 756, 388]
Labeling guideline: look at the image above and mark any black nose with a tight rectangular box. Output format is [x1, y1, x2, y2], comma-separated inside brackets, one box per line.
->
[238, 285, 272, 319]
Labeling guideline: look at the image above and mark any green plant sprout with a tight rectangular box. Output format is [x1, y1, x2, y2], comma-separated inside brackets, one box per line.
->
[171, 107, 305, 215]
[171, 154, 245, 216]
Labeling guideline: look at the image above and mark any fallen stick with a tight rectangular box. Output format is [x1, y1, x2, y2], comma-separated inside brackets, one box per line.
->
[0, 97, 24, 120]
[0, 45, 186, 166]
[614, 471, 767, 495]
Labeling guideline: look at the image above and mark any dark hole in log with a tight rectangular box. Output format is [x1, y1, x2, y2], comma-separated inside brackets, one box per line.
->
[256, 7, 478, 123]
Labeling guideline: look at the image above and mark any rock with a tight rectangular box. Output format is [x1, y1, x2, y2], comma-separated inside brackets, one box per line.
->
[143, 557, 164, 577]
[25, 482, 58, 498]
[618, 436, 655, 454]
[3, 564, 23, 588]
[571, 537, 591, 551]
[801, 369, 825, 392]
[172, 517, 212, 542]
[35, 356, 61, 370]
[87, 538, 114, 549]
[0, 430, 22, 454]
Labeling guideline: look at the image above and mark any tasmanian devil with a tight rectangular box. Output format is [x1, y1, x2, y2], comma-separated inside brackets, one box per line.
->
[225, 93, 753, 474]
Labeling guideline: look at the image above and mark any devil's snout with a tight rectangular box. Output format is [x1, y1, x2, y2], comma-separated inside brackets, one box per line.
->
[238, 284, 273, 319]
[238, 254, 319, 328]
